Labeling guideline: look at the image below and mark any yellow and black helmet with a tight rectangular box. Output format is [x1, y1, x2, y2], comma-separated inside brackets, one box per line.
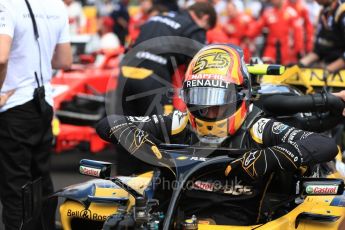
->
[181, 44, 251, 144]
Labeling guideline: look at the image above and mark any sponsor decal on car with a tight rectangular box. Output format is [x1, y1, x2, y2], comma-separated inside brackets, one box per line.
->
[193, 181, 215, 192]
[192, 180, 254, 195]
[284, 68, 345, 88]
[79, 166, 101, 177]
[190, 156, 207, 162]
[176, 156, 207, 161]
[223, 185, 253, 196]
[67, 209, 107, 221]
[306, 185, 339, 195]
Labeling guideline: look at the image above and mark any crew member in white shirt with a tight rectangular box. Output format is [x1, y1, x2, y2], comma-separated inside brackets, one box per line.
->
[0, 0, 72, 229]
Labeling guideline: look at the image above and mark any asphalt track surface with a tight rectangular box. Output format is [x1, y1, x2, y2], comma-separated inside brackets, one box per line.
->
[0, 147, 117, 230]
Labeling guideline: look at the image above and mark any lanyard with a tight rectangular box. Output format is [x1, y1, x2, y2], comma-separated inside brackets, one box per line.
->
[24, 0, 43, 87]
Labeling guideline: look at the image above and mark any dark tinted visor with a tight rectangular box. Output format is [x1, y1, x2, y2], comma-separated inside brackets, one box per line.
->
[181, 87, 238, 106]
[188, 103, 240, 121]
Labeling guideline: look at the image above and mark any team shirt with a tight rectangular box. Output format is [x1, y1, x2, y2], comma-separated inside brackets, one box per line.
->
[0, 0, 70, 112]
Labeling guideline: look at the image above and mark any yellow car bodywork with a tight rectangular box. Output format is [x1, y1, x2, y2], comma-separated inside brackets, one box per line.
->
[59, 171, 345, 230]
[261, 65, 345, 94]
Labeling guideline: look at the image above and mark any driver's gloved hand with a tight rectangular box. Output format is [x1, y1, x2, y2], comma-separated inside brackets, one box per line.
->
[225, 143, 302, 179]
[107, 121, 172, 165]
[96, 115, 172, 166]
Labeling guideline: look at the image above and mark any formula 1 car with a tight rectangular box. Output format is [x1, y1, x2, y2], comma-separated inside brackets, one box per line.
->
[52, 146, 345, 230]
[52, 47, 124, 153]
[45, 64, 345, 230]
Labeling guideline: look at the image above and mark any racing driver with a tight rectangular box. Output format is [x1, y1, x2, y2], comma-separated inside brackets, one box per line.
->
[96, 44, 339, 225]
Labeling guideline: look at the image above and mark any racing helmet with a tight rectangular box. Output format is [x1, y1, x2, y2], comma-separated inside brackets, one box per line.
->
[181, 44, 251, 144]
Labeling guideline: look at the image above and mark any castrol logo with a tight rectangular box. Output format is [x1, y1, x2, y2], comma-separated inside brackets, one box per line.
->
[79, 166, 101, 177]
[193, 181, 214, 192]
[306, 185, 338, 195]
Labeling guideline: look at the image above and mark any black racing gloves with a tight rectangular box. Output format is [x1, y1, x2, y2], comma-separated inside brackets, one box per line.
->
[226, 118, 337, 179]
[96, 115, 171, 166]
[225, 143, 302, 179]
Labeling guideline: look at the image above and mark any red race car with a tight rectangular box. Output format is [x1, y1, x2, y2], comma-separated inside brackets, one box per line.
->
[52, 44, 124, 153]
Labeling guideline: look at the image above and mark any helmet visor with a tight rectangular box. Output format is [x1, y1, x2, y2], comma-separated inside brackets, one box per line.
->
[181, 87, 239, 106]
[189, 105, 236, 121]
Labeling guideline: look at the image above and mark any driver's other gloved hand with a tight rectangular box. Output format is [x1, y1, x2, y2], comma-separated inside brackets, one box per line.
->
[225, 143, 302, 179]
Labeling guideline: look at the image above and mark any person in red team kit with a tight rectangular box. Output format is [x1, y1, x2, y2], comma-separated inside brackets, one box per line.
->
[286, 0, 314, 60]
[206, 24, 231, 44]
[222, 1, 253, 47]
[222, 0, 254, 62]
[207, 0, 254, 61]
[247, 0, 304, 64]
